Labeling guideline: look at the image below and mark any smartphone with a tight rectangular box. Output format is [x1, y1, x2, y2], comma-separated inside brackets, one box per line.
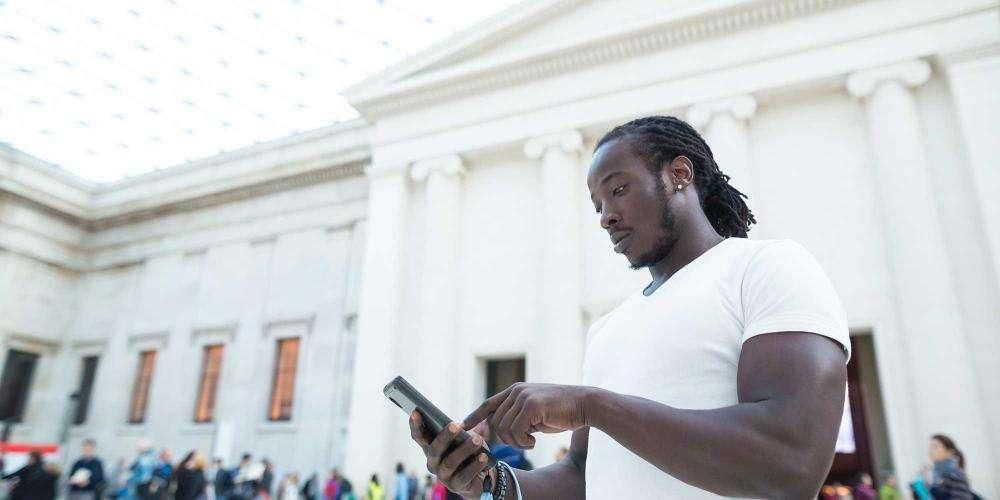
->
[383, 375, 497, 468]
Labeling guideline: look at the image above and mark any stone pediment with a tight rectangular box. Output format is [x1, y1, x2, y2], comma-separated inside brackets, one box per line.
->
[344, 0, 866, 117]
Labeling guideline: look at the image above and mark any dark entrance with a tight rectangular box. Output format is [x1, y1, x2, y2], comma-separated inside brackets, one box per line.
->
[0, 349, 40, 422]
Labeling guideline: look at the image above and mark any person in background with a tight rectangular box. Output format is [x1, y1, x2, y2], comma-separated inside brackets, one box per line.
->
[429, 479, 447, 500]
[337, 477, 355, 500]
[232, 453, 261, 500]
[172, 451, 207, 500]
[926, 434, 974, 500]
[878, 474, 902, 500]
[151, 448, 172, 499]
[279, 472, 301, 500]
[854, 472, 877, 500]
[2, 450, 51, 500]
[365, 474, 385, 500]
[69, 438, 106, 500]
[301, 472, 319, 500]
[106, 457, 128, 499]
[406, 470, 418, 500]
[421, 475, 433, 500]
[127, 439, 159, 500]
[392, 463, 407, 500]
[212, 458, 234, 500]
[553, 447, 569, 464]
[260, 458, 275, 500]
[323, 469, 340, 500]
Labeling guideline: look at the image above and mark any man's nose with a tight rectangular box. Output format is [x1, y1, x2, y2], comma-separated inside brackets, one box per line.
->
[601, 209, 620, 229]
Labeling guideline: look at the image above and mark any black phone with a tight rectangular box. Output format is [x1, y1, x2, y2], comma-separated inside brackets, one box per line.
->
[383, 375, 497, 468]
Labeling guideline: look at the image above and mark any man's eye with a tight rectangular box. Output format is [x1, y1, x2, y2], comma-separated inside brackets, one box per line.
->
[612, 185, 626, 195]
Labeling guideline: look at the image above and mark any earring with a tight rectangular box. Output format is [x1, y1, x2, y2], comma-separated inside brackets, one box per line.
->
[676, 184, 683, 191]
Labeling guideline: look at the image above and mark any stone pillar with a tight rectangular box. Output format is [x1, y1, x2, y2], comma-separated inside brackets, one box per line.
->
[342, 163, 409, 486]
[524, 130, 585, 466]
[847, 60, 995, 493]
[410, 155, 465, 417]
[686, 95, 758, 205]
[940, 49, 1000, 497]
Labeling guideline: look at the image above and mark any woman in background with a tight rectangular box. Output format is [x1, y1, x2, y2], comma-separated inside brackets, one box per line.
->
[172, 451, 207, 500]
[926, 434, 974, 500]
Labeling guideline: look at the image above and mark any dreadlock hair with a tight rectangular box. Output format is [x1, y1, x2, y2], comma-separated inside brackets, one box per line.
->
[594, 115, 756, 238]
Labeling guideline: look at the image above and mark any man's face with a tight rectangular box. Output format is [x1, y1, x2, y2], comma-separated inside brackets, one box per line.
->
[82, 443, 94, 457]
[587, 139, 679, 270]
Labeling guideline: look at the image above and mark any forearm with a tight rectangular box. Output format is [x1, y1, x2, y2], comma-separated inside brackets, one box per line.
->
[498, 456, 584, 500]
[585, 388, 825, 498]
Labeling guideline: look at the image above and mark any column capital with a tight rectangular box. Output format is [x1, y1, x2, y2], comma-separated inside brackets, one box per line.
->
[524, 130, 584, 160]
[847, 59, 931, 98]
[686, 95, 757, 129]
[410, 154, 465, 182]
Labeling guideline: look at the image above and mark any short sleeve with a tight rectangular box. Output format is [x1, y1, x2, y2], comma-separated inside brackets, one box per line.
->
[741, 240, 850, 360]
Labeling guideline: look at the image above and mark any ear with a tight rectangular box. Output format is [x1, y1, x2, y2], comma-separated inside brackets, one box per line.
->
[660, 156, 694, 190]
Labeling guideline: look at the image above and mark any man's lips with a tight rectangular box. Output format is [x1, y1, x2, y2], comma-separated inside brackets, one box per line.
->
[612, 232, 632, 253]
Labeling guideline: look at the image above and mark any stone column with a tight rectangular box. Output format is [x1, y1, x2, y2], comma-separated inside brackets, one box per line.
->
[847, 60, 995, 492]
[524, 130, 585, 466]
[940, 49, 1000, 497]
[342, 163, 409, 486]
[686, 95, 758, 205]
[410, 155, 465, 416]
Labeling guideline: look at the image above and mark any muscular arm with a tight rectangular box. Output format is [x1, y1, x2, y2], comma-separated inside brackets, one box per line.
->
[584, 332, 846, 498]
[503, 427, 588, 500]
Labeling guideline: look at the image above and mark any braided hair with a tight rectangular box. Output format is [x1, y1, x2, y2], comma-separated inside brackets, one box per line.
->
[595, 115, 756, 238]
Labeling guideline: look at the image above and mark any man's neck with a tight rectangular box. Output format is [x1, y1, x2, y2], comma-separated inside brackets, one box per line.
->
[646, 223, 724, 292]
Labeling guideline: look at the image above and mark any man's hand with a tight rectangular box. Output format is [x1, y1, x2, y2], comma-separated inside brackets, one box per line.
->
[463, 383, 591, 449]
[408, 411, 492, 499]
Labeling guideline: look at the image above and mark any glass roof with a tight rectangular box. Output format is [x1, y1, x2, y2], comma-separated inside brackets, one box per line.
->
[0, 0, 518, 182]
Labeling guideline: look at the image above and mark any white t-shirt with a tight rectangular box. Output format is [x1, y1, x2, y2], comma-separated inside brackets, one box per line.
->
[582, 238, 849, 499]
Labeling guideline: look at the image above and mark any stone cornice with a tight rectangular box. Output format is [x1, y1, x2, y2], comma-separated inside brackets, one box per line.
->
[0, 121, 372, 230]
[350, 0, 867, 117]
[846, 59, 932, 97]
[686, 95, 759, 129]
[86, 160, 365, 231]
[524, 130, 584, 159]
[410, 154, 466, 181]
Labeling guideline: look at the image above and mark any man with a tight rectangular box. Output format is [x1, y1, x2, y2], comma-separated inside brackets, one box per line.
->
[409, 116, 849, 498]
[394, 462, 408, 500]
[150, 448, 172, 499]
[127, 439, 158, 500]
[213, 458, 234, 500]
[68, 438, 105, 500]
[232, 453, 261, 500]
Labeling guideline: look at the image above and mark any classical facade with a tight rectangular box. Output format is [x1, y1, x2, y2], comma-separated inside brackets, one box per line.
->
[1, 0, 997, 496]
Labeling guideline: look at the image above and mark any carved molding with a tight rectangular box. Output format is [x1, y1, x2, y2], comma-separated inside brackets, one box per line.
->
[686, 95, 758, 129]
[87, 161, 365, 231]
[127, 331, 169, 351]
[353, 0, 868, 117]
[410, 154, 466, 182]
[846, 59, 932, 98]
[524, 130, 584, 160]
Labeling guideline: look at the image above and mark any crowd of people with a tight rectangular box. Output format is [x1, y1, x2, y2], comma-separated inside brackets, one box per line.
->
[0, 431, 983, 499]
[0, 438, 473, 500]
[816, 434, 983, 500]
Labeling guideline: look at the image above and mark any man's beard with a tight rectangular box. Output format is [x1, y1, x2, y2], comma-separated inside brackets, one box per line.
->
[630, 186, 679, 270]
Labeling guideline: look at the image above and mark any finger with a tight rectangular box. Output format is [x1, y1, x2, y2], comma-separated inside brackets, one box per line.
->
[495, 391, 528, 447]
[453, 452, 490, 492]
[509, 403, 537, 449]
[463, 386, 514, 429]
[427, 422, 462, 471]
[438, 433, 484, 482]
[487, 392, 518, 446]
[409, 411, 430, 447]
